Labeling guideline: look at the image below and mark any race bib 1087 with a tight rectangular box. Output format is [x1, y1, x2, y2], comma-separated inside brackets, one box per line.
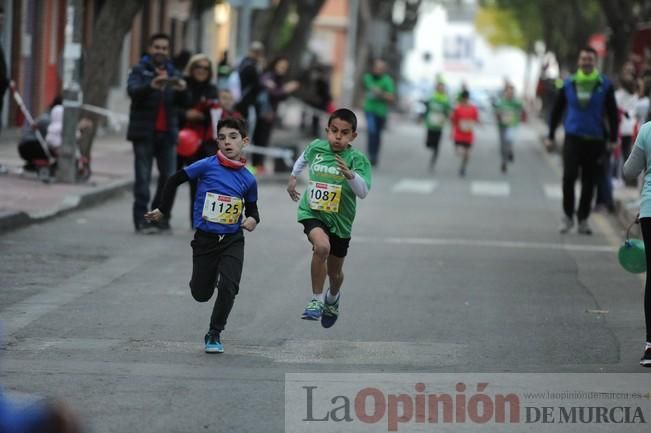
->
[308, 181, 342, 213]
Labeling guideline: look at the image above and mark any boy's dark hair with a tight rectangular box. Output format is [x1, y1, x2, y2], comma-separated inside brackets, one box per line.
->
[580, 46, 598, 57]
[328, 108, 357, 132]
[459, 90, 470, 100]
[149, 33, 170, 46]
[217, 117, 248, 138]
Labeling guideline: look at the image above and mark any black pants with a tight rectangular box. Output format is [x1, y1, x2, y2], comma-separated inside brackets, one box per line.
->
[252, 117, 273, 167]
[639, 219, 651, 342]
[621, 135, 637, 187]
[190, 229, 245, 333]
[562, 135, 605, 221]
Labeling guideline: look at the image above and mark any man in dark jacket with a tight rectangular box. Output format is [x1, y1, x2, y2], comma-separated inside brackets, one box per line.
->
[127, 33, 187, 233]
[235, 41, 264, 122]
[545, 47, 619, 235]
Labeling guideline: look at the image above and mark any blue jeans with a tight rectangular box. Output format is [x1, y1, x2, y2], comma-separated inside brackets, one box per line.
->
[365, 112, 386, 166]
[132, 132, 176, 228]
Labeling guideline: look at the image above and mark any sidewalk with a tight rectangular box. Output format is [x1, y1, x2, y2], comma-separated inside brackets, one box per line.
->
[0, 107, 311, 233]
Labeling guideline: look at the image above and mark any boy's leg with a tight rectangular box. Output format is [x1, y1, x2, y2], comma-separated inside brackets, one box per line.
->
[322, 235, 350, 328]
[209, 234, 245, 333]
[327, 255, 345, 296]
[300, 220, 331, 319]
[189, 231, 221, 305]
[308, 227, 331, 295]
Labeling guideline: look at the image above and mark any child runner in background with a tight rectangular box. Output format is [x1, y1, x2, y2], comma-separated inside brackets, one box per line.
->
[424, 80, 452, 172]
[451, 90, 479, 177]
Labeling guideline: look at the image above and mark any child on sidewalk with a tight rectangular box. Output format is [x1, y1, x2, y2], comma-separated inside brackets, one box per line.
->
[145, 118, 259, 353]
[424, 80, 452, 172]
[451, 90, 479, 177]
[286, 108, 372, 328]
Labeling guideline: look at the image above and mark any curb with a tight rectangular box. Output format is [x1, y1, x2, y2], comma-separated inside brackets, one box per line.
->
[0, 179, 133, 234]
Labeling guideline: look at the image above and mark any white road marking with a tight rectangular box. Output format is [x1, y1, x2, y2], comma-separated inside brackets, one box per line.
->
[355, 235, 615, 253]
[8, 337, 464, 366]
[392, 179, 437, 194]
[470, 181, 510, 197]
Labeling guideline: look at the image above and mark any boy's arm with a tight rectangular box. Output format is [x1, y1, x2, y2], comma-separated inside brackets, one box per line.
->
[335, 155, 369, 199]
[145, 170, 189, 221]
[288, 151, 307, 201]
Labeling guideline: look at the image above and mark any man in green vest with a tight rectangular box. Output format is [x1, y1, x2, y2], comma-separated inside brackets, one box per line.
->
[363, 59, 395, 167]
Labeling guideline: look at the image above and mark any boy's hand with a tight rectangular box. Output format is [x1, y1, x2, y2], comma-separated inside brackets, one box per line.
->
[335, 155, 354, 180]
[144, 208, 163, 222]
[287, 176, 301, 201]
[241, 216, 257, 232]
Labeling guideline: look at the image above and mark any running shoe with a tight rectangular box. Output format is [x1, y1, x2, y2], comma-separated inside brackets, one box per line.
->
[641, 348, 651, 367]
[204, 332, 224, 353]
[577, 219, 592, 235]
[321, 298, 339, 328]
[559, 216, 574, 234]
[301, 299, 324, 320]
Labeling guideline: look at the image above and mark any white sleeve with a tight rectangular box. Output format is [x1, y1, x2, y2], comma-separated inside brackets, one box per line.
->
[291, 152, 308, 177]
[347, 173, 369, 199]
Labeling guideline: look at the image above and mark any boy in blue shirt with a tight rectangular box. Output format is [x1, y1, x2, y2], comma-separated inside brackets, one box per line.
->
[145, 118, 260, 353]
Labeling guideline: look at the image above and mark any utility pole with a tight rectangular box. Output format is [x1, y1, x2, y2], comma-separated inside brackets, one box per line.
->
[57, 0, 83, 183]
[342, 0, 359, 108]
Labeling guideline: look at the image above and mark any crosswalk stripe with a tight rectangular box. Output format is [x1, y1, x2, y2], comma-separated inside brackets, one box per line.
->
[470, 181, 510, 197]
[543, 183, 563, 200]
[392, 179, 437, 194]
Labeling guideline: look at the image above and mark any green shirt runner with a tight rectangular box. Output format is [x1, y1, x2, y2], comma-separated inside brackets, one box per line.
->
[495, 98, 523, 127]
[425, 92, 452, 131]
[363, 73, 395, 118]
[297, 139, 372, 238]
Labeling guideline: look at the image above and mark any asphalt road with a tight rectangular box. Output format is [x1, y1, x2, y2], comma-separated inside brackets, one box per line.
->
[1, 118, 648, 432]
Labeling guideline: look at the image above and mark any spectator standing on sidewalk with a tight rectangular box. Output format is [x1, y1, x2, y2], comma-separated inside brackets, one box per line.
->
[235, 41, 265, 127]
[616, 65, 639, 188]
[173, 53, 219, 227]
[363, 59, 395, 167]
[623, 122, 651, 367]
[545, 47, 619, 235]
[126, 33, 187, 234]
[251, 56, 300, 174]
[216, 50, 232, 91]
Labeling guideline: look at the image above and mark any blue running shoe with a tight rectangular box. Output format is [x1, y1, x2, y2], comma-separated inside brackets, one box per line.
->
[204, 332, 224, 353]
[301, 299, 324, 320]
[321, 297, 339, 328]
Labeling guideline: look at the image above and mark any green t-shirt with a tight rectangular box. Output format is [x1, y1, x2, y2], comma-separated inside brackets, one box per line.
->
[425, 92, 451, 130]
[363, 73, 395, 118]
[297, 139, 372, 238]
[495, 98, 523, 127]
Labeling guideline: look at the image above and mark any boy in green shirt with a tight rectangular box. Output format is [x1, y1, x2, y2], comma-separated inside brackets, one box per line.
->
[287, 109, 372, 328]
[494, 83, 524, 173]
[424, 81, 452, 171]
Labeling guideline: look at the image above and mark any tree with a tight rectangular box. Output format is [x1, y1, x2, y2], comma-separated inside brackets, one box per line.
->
[479, 0, 603, 73]
[78, 0, 146, 163]
[598, 0, 651, 75]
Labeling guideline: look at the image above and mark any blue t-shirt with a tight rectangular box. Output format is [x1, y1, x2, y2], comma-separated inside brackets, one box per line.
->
[184, 156, 258, 234]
